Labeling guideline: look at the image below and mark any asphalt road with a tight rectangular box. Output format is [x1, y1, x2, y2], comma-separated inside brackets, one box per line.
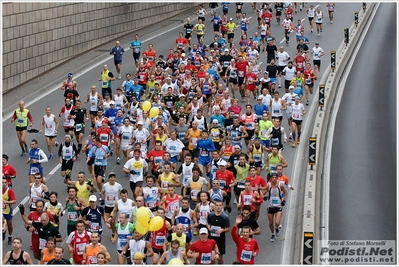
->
[329, 2, 396, 241]
[2, 2, 363, 264]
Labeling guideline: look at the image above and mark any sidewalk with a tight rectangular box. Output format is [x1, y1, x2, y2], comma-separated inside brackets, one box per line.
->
[2, 6, 198, 118]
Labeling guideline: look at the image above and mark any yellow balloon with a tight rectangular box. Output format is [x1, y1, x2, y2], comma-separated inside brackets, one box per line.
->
[134, 221, 149, 235]
[136, 207, 151, 226]
[149, 107, 160, 118]
[148, 216, 164, 232]
[168, 258, 184, 265]
[142, 101, 152, 112]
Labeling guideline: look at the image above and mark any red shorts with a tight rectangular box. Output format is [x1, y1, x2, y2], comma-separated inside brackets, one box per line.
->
[31, 235, 39, 253]
[246, 85, 256, 91]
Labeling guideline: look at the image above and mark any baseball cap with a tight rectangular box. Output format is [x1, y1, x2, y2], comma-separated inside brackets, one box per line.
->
[212, 119, 219, 124]
[219, 160, 227, 166]
[295, 95, 300, 99]
[199, 228, 208, 235]
[250, 36, 254, 39]
[224, 49, 229, 52]
[230, 18, 233, 20]
[271, 172, 278, 177]
[109, 101, 115, 105]
[179, 94, 186, 98]
[257, 95, 263, 100]
[108, 172, 116, 178]
[137, 121, 144, 125]
[89, 195, 97, 202]
[181, 53, 186, 57]
[67, 73, 73, 77]
[2, 154, 9, 161]
[315, 42, 319, 45]
[234, 145, 241, 149]
[289, 85, 295, 90]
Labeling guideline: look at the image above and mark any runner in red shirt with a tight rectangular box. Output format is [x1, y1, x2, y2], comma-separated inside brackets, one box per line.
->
[96, 120, 114, 148]
[235, 56, 249, 99]
[246, 166, 266, 220]
[2, 154, 16, 188]
[175, 32, 189, 52]
[231, 218, 260, 264]
[187, 228, 220, 264]
[150, 209, 171, 264]
[293, 50, 306, 72]
[26, 200, 55, 260]
[143, 44, 157, 71]
[147, 140, 166, 178]
[238, 180, 259, 217]
[215, 160, 236, 212]
[244, 67, 258, 104]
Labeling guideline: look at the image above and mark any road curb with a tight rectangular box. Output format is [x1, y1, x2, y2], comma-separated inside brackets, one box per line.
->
[298, 3, 377, 264]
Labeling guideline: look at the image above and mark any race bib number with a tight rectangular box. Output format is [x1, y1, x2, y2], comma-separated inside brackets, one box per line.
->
[39, 238, 47, 250]
[68, 211, 78, 221]
[240, 250, 253, 262]
[237, 181, 245, 188]
[271, 138, 279, 145]
[155, 235, 166, 246]
[106, 194, 117, 202]
[77, 243, 86, 255]
[75, 123, 82, 131]
[17, 118, 24, 124]
[211, 225, 221, 237]
[200, 253, 212, 264]
[90, 223, 99, 231]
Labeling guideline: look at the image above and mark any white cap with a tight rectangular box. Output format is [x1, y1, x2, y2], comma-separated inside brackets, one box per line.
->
[230, 18, 233, 20]
[212, 119, 219, 124]
[199, 228, 208, 234]
[89, 195, 97, 202]
[219, 160, 227, 166]
[137, 121, 144, 125]
[179, 94, 186, 98]
[224, 49, 229, 52]
[289, 85, 295, 89]
[181, 53, 186, 57]
[234, 145, 241, 149]
[109, 101, 115, 105]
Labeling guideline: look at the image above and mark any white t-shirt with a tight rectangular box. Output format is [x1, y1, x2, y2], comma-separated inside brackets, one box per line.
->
[311, 47, 324, 60]
[123, 158, 148, 182]
[283, 66, 297, 80]
[277, 51, 290, 66]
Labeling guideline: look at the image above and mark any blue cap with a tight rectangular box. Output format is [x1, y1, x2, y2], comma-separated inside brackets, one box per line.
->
[67, 73, 73, 77]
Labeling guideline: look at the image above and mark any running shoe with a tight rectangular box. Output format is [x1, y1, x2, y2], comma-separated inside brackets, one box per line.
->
[227, 206, 232, 213]
[297, 137, 301, 144]
[25, 146, 29, 154]
[288, 135, 293, 141]
[48, 153, 53, 160]
[8, 236, 12, 245]
[100, 199, 105, 206]
[111, 233, 116, 242]
[306, 101, 309, 106]
[270, 235, 276, 242]
[76, 153, 80, 159]
[116, 157, 121, 165]
[55, 140, 59, 147]
[21, 150, 25, 157]
[233, 199, 237, 204]
[110, 149, 114, 156]
[275, 228, 280, 237]
[279, 224, 282, 229]
[292, 141, 297, 148]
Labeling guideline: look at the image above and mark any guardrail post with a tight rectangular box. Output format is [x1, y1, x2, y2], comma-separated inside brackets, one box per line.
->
[303, 232, 314, 264]
[363, 2, 367, 11]
[330, 51, 336, 72]
[309, 137, 316, 170]
[354, 11, 359, 27]
[319, 84, 325, 110]
[344, 28, 349, 45]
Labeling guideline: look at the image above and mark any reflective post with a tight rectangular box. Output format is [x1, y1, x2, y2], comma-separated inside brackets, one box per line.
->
[309, 137, 316, 170]
[330, 51, 336, 72]
[319, 84, 325, 110]
[363, 2, 367, 11]
[344, 28, 349, 45]
[354, 11, 358, 27]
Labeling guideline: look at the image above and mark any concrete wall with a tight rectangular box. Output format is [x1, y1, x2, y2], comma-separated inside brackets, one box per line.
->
[2, 2, 197, 92]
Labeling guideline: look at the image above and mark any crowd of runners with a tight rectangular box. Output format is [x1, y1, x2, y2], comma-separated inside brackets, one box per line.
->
[3, 2, 336, 265]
